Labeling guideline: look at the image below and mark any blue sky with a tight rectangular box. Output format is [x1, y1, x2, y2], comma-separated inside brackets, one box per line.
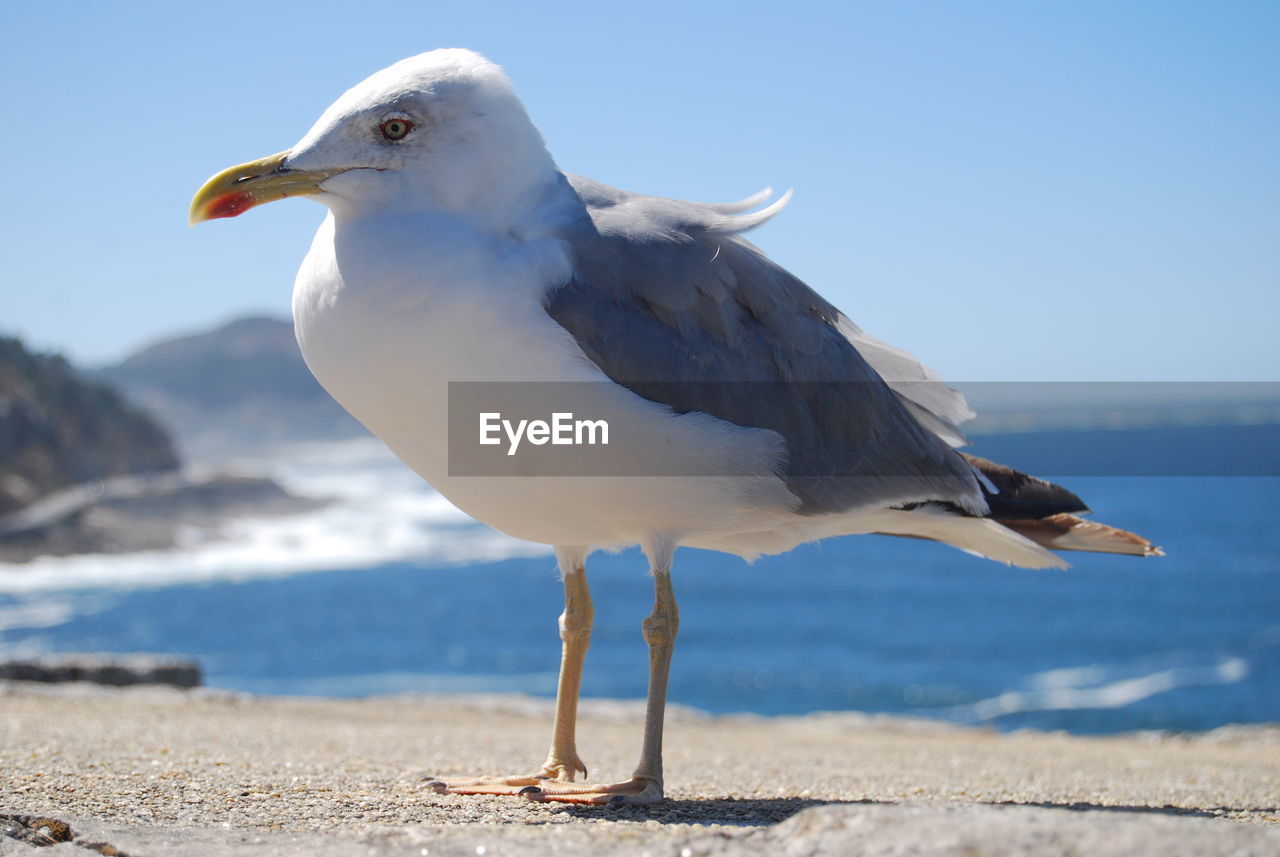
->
[1, 0, 1276, 381]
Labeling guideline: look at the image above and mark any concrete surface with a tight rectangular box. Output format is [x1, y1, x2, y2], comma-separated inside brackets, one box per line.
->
[2, 682, 1276, 855]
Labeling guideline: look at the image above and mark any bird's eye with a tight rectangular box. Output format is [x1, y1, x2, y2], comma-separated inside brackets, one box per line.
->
[379, 118, 414, 141]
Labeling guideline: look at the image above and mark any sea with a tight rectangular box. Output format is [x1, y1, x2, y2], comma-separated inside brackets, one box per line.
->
[1, 428, 1276, 735]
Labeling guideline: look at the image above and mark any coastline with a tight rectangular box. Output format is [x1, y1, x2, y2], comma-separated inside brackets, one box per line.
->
[2, 683, 1276, 856]
[0, 471, 323, 565]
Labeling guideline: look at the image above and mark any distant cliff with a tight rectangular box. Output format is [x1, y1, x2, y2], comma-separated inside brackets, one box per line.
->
[99, 316, 367, 457]
[0, 337, 179, 516]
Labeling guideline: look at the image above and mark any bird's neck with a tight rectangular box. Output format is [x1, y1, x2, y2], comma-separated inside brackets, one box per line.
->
[329, 164, 583, 244]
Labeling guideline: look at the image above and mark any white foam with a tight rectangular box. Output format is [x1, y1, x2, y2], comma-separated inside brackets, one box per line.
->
[949, 657, 1250, 721]
[0, 598, 79, 632]
[1029, 665, 1110, 690]
[0, 439, 550, 595]
[231, 671, 560, 698]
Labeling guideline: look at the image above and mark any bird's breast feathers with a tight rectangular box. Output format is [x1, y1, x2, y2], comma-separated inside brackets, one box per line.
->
[287, 213, 808, 546]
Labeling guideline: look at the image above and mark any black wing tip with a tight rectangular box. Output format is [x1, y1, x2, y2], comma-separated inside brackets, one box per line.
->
[961, 453, 1090, 519]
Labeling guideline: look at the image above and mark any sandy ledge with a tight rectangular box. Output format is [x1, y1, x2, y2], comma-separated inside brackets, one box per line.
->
[2, 682, 1277, 856]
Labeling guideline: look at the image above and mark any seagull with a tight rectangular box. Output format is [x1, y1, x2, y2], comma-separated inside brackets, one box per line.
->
[190, 49, 1161, 805]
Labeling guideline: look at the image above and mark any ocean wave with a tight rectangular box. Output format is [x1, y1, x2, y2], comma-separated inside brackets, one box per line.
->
[225, 671, 561, 698]
[0, 439, 548, 594]
[0, 597, 81, 633]
[945, 657, 1250, 721]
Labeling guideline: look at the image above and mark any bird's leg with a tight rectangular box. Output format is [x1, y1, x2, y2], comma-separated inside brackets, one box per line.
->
[538, 560, 593, 780]
[426, 549, 593, 795]
[629, 566, 680, 790]
[429, 547, 679, 805]
[518, 553, 678, 805]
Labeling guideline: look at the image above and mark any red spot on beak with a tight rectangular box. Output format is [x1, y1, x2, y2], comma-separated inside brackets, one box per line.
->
[207, 192, 255, 220]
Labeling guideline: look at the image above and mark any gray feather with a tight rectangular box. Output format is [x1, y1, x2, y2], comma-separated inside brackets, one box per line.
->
[543, 175, 985, 516]
[838, 322, 975, 448]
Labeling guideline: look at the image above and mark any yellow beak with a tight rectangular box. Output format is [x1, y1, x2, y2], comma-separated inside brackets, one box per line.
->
[188, 151, 347, 226]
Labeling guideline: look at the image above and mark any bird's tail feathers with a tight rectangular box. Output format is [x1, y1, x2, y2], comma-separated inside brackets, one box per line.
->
[872, 454, 1163, 567]
[871, 505, 1069, 570]
[997, 514, 1164, 557]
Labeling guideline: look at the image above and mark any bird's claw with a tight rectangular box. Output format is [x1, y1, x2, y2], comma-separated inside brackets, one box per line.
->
[538, 753, 588, 782]
[421, 773, 664, 804]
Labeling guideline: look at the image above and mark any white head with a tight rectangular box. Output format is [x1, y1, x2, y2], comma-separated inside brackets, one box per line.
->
[191, 49, 561, 229]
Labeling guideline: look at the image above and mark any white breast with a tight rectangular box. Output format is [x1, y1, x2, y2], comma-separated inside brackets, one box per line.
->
[291, 212, 799, 551]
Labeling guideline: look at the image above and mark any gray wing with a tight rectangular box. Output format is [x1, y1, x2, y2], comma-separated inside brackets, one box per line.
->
[545, 174, 985, 516]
